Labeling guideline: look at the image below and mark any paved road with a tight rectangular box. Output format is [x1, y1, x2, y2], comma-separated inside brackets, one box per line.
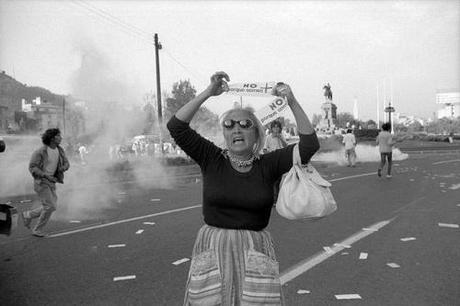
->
[1, 153, 459, 305]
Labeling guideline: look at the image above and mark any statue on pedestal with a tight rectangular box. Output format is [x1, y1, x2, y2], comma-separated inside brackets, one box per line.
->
[318, 83, 337, 133]
[323, 83, 333, 101]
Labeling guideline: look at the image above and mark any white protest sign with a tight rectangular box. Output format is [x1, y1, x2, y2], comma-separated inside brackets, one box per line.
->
[227, 82, 276, 96]
[255, 96, 289, 126]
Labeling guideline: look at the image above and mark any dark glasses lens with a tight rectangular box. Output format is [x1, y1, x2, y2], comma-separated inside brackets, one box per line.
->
[223, 119, 254, 129]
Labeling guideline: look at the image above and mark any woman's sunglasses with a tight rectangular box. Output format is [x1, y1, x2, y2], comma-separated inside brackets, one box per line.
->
[222, 119, 254, 130]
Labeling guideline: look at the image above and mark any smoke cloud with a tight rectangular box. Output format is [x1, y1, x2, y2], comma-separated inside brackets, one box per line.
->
[0, 39, 178, 222]
[312, 143, 409, 165]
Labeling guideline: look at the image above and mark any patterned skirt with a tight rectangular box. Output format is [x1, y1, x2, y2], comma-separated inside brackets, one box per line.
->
[184, 225, 284, 306]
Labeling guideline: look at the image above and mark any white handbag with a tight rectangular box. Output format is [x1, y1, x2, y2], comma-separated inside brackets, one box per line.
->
[276, 144, 337, 220]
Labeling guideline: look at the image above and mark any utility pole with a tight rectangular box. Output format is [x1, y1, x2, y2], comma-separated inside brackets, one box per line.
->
[63, 97, 66, 135]
[154, 33, 163, 152]
[154, 34, 162, 125]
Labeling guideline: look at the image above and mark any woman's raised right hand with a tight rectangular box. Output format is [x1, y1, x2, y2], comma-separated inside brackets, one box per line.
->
[206, 71, 230, 96]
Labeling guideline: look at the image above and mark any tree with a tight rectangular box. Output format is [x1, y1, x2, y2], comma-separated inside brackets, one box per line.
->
[165, 80, 197, 120]
[336, 112, 358, 128]
[165, 79, 219, 137]
[364, 119, 377, 129]
[311, 113, 322, 127]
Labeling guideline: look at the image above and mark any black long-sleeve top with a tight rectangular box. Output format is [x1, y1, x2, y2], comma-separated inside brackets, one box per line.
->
[167, 116, 320, 231]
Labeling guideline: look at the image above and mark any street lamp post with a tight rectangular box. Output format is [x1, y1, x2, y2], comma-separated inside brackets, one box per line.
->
[384, 102, 395, 133]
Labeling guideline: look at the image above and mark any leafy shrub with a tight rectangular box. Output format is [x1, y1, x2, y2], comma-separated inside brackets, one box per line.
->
[354, 129, 379, 141]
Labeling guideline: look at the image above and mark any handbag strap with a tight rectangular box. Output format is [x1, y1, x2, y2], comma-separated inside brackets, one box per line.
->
[292, 144, 302, 166]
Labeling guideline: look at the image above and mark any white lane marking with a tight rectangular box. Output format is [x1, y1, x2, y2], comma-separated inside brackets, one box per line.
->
[333, 243, 351, 248]
[297, 290, 311, 294]
[329, 172, 376, 182]
[69, 220, 81, 223]
[46, 171, 392, 239]
[432, 159, 460, 165]
[362, 227, 379, 232]
[113, 275, 136, 281]
[400, 237, 416, 242]
[438, 223, 459, 228]
[335, 294, 362, 300]
[172, 258, 190, 265]
[143, 222, 155, 225]
[108, 244, 126, 248]
[48, 205, 202, 238]
[135, 229, 144, 234]
[280, 219, 392, 285]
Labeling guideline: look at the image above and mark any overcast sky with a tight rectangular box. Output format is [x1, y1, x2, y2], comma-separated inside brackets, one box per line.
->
[1, 0, 459, 121]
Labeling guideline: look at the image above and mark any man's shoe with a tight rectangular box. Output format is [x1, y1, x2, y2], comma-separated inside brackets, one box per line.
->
[386, 174, 392, 178]
[22, 212, 32, 229]
[377, 169, 382, 177]
[32, 231, 48, 237]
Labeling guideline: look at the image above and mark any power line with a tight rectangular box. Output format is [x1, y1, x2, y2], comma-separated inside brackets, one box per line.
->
[76, 0, 155, 39]
[70, 0, 154, 45]
[69, 1, 205, 82]
[162, 47, 206, 80]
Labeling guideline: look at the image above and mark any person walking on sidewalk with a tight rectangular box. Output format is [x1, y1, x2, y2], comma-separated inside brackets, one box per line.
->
[22, 128, 70, 237]
[342, 128, 357, 167]
[376, 123, 395, 178]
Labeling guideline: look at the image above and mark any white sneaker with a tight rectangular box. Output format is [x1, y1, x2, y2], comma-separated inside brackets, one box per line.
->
[386, 174, 392, 178]
[32, 231, 48, 237]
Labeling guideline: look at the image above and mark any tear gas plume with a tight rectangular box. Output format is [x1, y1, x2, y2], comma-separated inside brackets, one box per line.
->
[0, 136, 41, 197]
[312, 143, 409, 165]
[0, 41, 178, 221]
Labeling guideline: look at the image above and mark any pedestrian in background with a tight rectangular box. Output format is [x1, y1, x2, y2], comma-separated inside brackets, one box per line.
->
[264, 120, 289, 205]
[167, 71, 319, 305]
[263, 120, 288, 153]
[376, 122, 395, 178]
[22, 128, 70, 237]
[342, 128, 357, 167]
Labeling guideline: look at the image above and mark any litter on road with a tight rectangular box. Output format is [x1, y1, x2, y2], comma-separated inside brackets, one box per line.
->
[172, 258, 190, 265]
[448, 184, 460, 190]
[438, 223, 459, 228]
[150, 199, 160, 202]
[135, 229, 144, 234]
[400, 237, 416, 242]
[359, 252, 368, 260]
[297, 290, 311, 294]
[108, 244, 126, 248]
[143, 222, 155, 225]
[335, 294, 362, 300]
[69, 220, 81, 223]
[113, 275, 136, 281]
[387, 263, 400, 268]
[341, 252, 349, 255]
[20, 199, 32, 203]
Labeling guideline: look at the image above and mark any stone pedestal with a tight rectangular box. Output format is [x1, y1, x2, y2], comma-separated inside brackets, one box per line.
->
[318, 101, 337, 133]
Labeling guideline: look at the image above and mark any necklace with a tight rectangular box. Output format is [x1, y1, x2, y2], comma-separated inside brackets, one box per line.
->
[223, 150, 256, 168]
